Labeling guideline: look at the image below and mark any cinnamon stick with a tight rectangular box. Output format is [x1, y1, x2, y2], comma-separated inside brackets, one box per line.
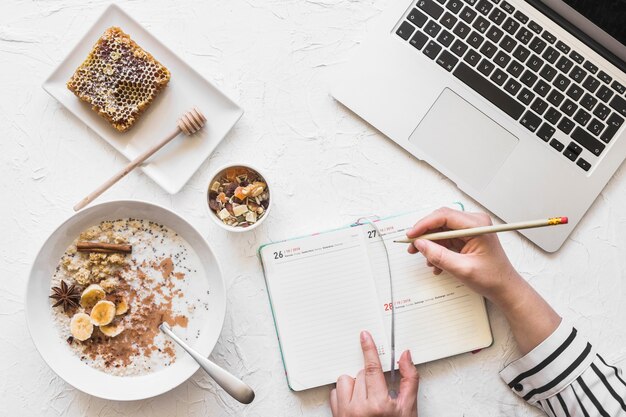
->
[76, 241, 132, 254]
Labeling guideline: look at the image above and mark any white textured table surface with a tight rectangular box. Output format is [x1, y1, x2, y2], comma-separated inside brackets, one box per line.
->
[2, 1, 625, 416]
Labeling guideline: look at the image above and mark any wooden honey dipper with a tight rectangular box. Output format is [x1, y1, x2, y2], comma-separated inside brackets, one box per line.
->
[74, 108, 207, 211]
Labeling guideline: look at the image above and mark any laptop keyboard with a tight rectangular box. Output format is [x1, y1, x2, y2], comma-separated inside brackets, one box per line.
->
[395, 0, 626, 172]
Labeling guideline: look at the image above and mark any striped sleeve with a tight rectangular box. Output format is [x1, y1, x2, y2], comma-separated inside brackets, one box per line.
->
[500, 321, 626, 416]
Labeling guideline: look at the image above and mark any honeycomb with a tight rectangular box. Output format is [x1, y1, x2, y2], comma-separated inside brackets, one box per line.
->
[67, 27, 171, 132]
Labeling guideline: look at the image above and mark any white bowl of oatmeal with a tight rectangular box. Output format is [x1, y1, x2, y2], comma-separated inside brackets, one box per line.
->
[25, 200, 226, 401]
[206, 164, 272, 232]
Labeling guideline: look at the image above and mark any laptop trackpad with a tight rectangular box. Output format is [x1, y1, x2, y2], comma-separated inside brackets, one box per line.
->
[408, 88, 518, 190]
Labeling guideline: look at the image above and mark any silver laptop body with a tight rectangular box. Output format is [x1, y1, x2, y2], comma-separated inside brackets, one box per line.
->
[332, 0, 626, 252]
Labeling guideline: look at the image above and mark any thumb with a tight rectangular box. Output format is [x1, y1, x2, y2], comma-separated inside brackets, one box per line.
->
[397, 350, 419, 406]
[414, 239, 466, 276]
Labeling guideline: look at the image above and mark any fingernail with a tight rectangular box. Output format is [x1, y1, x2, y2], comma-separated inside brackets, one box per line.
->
[406, 350, 412, 362]
[360, 331, 368, 343]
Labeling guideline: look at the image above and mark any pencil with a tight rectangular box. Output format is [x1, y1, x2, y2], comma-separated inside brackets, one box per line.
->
[393, 217, 569, 243]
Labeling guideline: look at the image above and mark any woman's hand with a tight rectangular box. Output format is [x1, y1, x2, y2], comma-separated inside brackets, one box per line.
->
[330, 331, 419, 417]
[406, 207, 521, 302]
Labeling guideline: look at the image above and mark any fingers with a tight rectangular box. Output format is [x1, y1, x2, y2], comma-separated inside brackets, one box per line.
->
[413, 239, 467, 276]
[353, 370, 367, 401]
[330, 388, 338, 416]
[407, 208, 491, 239]
[336, 375, 354, 408]
[360, 331, 387, 399]
[397, 350, 420, 407]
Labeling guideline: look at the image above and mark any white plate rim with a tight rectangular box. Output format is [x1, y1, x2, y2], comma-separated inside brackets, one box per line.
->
[42, 4, 244, 194]
[25, 200, 226, 401]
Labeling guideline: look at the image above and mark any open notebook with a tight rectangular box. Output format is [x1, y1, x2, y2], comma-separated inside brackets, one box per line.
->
[259, 206, 493, 391]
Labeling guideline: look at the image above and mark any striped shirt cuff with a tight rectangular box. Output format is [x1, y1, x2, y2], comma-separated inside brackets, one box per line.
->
[499, 320, 596, 404]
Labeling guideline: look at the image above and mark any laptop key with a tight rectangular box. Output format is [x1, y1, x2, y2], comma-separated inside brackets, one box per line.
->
[583, 61, 598, 74]
[494, 51, 511, 68]
[423, 40, 443, 59]
[529, 37, 546, 54]
[563, 147, 577, 161]
[555, 40, 570, 54]
[477, 58, 495, 76]
[440, 11, 458, 29]
[418, 0, 445, 19]
[541, 31, 556, 44]
[506, 60, 524, 77]
[609, 95, 626, 117]
[467, 31, 484, 48]
[533, 79, 550, 97]
[520, 111, 541, 132]
[518, 88, 535, 105]
[569, 66, 586, 83]
[569, 51, 584, 64]
[476, 0, 493, 15]
[553, 74, 571, 92]
[480, 40, 497, 58]
[593, 104, 610, 121]
[547, 90, 565, 106]
[486, 26, 504, 42]
[595, 85, 613, 103]
[527, 55, 543, 72]
[464, 49, 481, 66]
[580, 93, 598, 111]
[567, 142, 583, 156]
[531, 97, 548, 115]
[557, 117, 574, 134]
[453, 62, 525, 119]
[573, 109, 591, 126]
[490, 68, 508, 85]
[436, 50, 460, 71]
[397, 21, 416, 40]
[577, 158, 591, 171]
[587, 118, 605, 136]
[515, 28, 533, 45]
[502, 17, 519, 35]
[572, 127, 605, 156]
[488, 8, 506, 25]
[542, 46, 559, 64]
[601, 113, 625, 143]
[520, 70, 538, 87]
[408, 9, 429, 28]
[473, 16, 490, 33]
[453, 21, 471, 38]
[528, 20, 542, 34]
[556, 56, 573, 73]
[566, 84, 584, 101]
[451, 39, 469, 56]
[598, 71, 612, 84]
[560, 99, 577, 116]
[550, 138, 564, 151]
[611, 81, 626, 95]
[537, 123, 555, 141]
[460, 6, 478, 23]
[513, 10, 528, 24]
[500, 35, 517, 52]
[437, 30, 455, 46]
[425, 20, 442, 37]
[446, 0, 464, 14]
[512, 45, 530, 63]
[582, 76, 600, 93]
[545, 107, 562, 124]
[410, 31, 429, 49]
[504, 78, 522, 95]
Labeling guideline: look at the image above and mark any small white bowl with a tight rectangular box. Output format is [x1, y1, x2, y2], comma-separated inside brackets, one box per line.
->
[206, 164, 272, 233]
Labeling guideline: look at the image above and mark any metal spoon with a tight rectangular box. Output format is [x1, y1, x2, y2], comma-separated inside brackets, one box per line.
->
[159, 322, 255, 404]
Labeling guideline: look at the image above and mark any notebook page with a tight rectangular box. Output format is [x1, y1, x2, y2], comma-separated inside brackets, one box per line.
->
[260, 227, 390, 391]
[362, 211, 492, 369]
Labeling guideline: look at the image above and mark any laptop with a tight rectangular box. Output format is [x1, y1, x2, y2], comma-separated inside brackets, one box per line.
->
[331, 0, 626, 252]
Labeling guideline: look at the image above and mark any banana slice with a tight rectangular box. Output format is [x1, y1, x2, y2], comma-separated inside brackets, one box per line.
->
[90, 300, 116, 326]
[70, 312, 93, 341]
[115, 299, 129, 315]
[100, 322, 124, 337]
[80, 284, 105, 308]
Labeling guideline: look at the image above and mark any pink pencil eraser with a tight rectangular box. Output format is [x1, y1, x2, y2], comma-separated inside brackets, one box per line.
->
[561, 217, 568, 224]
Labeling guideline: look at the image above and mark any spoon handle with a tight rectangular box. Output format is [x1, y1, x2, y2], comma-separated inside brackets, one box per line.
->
[160, 323, 255, 404]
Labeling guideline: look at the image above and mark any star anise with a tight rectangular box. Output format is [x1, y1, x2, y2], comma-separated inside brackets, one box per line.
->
[49, 280, 81, 312]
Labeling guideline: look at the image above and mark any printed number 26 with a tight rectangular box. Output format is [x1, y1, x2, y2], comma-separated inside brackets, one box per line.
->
[274, 251, 283, 259]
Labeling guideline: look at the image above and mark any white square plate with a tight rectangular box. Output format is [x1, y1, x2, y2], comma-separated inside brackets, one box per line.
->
[43, 4, 243, 194]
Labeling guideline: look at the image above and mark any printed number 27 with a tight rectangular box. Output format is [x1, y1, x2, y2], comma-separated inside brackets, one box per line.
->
[367, 230, 377, 239]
